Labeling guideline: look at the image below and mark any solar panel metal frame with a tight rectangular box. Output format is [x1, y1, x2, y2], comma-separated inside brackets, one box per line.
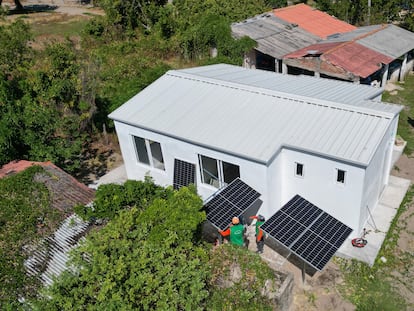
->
[261, 195, 353, 271]
[205, 178, 261, 230]
[173, 159, 196, 190]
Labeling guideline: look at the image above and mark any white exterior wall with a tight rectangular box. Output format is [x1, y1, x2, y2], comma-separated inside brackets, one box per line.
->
[114, 120, 396, 234]
[277, 148, 365, 232]
[114, 121, 269, 204]
[359, 116, 399, 232]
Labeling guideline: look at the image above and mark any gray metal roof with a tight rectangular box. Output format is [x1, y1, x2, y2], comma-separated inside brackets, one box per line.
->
[326, 24, 414, 59]
[325, 25, 382, 42]
[231, 13, 320, 59]
[356, 24, 414, 59]
[109, 64, 402, 166]
[179, 64, 386, 104]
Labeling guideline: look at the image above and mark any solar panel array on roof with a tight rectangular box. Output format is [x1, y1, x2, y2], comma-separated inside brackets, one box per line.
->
[205, 178, 261, 230]
[173, 159, 196, 190]
[261, 195, 352, 270]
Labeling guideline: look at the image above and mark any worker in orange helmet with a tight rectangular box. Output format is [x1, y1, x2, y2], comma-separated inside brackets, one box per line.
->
[250, 215, 265, 254]
[219, 216, 245, 246]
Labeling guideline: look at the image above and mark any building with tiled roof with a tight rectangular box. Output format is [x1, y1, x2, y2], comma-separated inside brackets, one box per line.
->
[0, 160, 95, 287]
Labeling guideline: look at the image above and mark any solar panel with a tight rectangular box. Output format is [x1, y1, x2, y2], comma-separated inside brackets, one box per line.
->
[261, 195, 353, 271]
[205, 178, 261, 230]
[173, 159, 196, 190]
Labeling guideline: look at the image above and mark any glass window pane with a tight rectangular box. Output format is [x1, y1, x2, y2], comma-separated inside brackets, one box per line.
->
[149, 140, 164, 170]
[222, 161, 240, 184]
[200, 155, 219, 187]
[337, 169, 346, 183]
[133, 136, 149, 165]
[295, 163, 303, 176]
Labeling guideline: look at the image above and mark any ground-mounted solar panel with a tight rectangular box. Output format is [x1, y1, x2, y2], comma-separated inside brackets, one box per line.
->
[261, 194, 353, 271]
[173, 159, 196, 190]
[205, 178, 261, 230]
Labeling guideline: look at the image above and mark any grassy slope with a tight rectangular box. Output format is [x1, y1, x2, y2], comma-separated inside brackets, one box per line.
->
[382, 74, 414, 155]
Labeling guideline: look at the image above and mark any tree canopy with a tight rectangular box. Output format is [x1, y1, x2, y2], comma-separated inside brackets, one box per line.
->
[34, 185, 210, 310]
[0, 166, 64, 307]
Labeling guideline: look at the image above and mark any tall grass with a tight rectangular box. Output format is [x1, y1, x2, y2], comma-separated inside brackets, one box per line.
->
[382, 74, 414, 155]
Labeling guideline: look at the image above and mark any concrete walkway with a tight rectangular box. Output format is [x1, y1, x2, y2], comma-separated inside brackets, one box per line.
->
[88, 164, 127, 190]
[337, 175, 411, 266]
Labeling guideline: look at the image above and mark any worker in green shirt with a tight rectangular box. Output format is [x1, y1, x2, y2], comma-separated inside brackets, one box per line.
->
[219, 217, 245, 246]
[250, 215, 265, 254]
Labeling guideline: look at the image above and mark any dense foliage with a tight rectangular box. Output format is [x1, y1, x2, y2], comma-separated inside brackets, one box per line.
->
[314, 0, 412, 27]
[0, 166, 64, 307]
[0, 0, 266, 172]
[35, 185, 210, 310]
[75, 177, 174, 220]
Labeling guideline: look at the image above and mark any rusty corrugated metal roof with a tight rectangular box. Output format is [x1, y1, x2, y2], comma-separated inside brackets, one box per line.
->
[322, 42, 393, 78]
[232, 13, 320, 59]
[273, 3, 356, 39]
[285, 40, 393, 78]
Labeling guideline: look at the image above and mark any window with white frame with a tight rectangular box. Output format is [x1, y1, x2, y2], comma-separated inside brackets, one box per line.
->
[295, 162, 304, 177]
[133, 136, 165, 170]
[336, 169, 346, 184]
[198, 155, 240, 188]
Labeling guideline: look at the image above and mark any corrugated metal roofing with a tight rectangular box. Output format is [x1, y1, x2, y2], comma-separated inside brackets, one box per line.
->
[285, 41, 393, 78]
[109, 64, 401, 166]
[174, 64, 391, 108]
[326, 25, 383, 42]
[25, 214, 92, 286]
[273, 3, 356, 39]
[355, 24, 414, 59]
[325, 24, 414, 58]
[231, 13, 320, 59]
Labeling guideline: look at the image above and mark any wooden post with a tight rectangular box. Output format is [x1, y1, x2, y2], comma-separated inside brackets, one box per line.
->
[302, 262, 306, 285]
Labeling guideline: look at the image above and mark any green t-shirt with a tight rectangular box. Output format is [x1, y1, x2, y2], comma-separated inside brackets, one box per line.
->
[230, 224, 244, 246]
[255, 221, 264, 235]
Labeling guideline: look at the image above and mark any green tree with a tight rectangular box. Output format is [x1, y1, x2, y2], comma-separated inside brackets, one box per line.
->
[0, 166, 64, 307]
[0, 20, 32, 166]
[95, 0, 168, 31]
[314, 0, 403, 26]
[35, 185, 209, 310]
[17, 42, 87, 172]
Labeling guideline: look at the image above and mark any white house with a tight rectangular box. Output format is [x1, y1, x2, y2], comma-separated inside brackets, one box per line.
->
[109, 64, 402, 235]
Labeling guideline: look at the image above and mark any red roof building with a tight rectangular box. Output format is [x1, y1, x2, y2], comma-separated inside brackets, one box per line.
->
[273, 3, 357, 39]
[0, 160, 95, 211]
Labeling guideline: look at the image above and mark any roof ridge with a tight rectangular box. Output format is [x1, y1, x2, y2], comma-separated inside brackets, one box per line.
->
[323, 24, 388, 55]
[167, 70, 396, 119]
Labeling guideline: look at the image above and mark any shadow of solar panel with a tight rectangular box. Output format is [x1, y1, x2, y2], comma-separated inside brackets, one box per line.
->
[205, 178, 261, 230]
[173, 159, 195, 190]
[261, 194, 353, 271]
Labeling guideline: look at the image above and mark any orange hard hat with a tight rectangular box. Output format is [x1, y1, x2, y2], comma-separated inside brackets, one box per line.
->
[232, 217, 240, 225]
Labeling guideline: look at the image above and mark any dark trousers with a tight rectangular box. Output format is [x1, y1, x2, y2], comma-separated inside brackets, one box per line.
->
[256, 238, 264, 253]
